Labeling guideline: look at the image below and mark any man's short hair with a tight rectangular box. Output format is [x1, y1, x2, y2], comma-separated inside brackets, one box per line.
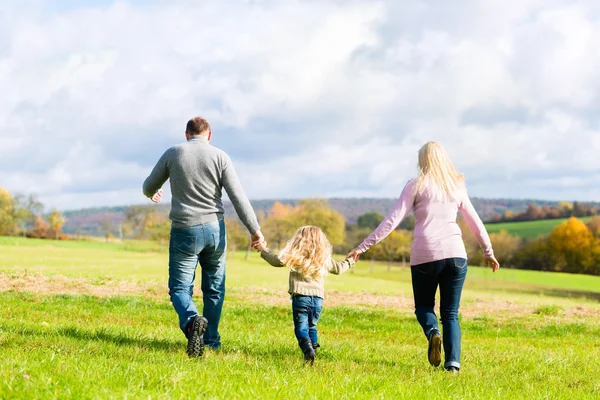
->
[186, 117, 211, 136]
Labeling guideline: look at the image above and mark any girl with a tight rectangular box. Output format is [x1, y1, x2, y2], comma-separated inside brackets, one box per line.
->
[348, 142, 500, 372]
[256, 226, 354, 364]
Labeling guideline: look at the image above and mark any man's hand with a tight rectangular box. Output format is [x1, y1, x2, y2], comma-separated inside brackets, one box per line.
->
[484, 255, 500, 272]
[253, 240, 268, 252]
[151, 189, 163, 204]
[346, 248, 363, 262]
[251, 231, 264, 247]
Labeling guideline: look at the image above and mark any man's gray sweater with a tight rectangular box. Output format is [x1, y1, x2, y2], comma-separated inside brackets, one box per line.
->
[142, 136, 260, 233]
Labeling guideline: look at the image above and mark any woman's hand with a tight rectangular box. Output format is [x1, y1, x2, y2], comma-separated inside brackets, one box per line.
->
[346, 248, 363, 262]
[484, 255, 500, 272]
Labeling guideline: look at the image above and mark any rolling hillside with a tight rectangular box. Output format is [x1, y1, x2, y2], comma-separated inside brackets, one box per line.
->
[61, 198, 597, 237]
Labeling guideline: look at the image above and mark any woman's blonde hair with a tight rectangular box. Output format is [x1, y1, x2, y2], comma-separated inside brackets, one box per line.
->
[415, 142, 465, 202]
[279, 226, 332, 281]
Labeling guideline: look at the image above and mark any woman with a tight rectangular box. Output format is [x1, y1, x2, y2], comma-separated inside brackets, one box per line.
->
[347, 142, 500, 373]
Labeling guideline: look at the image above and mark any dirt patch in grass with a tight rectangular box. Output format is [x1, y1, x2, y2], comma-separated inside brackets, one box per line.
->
[0, 272, 166, 298]
[227, 288, 600, 319]
[2, 273, 599, 319]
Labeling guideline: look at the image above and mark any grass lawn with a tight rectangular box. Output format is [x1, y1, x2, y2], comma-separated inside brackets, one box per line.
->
[1, 237, 599, 399]
[484, 217, 593, 239]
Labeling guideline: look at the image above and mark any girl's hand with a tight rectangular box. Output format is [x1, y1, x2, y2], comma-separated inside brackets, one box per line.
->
[253, 240, 268, 252]
[484, 255, 500, 272]
[346, 248, 363, 262]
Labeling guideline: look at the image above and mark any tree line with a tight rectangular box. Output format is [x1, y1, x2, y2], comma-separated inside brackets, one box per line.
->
[0, 188, 66, 239]
[489, 201, 599, 223]
[3, 187, 599, 276]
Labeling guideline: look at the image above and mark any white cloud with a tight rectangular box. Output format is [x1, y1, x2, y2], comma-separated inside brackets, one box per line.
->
[1, 0, 600, 211]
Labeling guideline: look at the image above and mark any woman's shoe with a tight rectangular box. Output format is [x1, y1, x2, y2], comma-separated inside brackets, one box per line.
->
[428, 332, 442, 367]
[446, 366, 459, 373]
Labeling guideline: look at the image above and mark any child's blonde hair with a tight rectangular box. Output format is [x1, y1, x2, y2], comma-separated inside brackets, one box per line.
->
[279, 226, 332, 281]
[415, 141, 465, 202]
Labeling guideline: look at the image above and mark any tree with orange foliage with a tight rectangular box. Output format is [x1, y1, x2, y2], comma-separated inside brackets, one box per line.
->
[47, 209, 66, 240]
[547, 217, 595, 273]
[262, 202, 297, 250]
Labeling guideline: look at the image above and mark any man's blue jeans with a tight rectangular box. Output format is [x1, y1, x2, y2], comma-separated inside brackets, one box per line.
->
[411, 257, 468, 369]
[169, 219, 226, 349]
[292, 295, 323, 345]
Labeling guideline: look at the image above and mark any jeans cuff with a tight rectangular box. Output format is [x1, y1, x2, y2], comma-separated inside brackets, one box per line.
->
[444, 361, 460, 369]
[427, 328, 440, 340]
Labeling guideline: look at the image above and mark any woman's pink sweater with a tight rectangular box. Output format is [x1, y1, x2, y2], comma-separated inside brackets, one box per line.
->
[358, 179, 494, 266]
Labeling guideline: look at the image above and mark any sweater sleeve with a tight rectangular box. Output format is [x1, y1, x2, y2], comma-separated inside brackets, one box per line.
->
[222, 155, 261, 234]
[358, 180, 416, 252]
[327, 257, 355, 275]
[142, 150, 170, 198]
[458, 191, 494, 257]
[260, 250, 286, 267]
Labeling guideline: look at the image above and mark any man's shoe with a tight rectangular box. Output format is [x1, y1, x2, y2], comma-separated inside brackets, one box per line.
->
[428, 332, 442, 367]
[446, 366, 459, 373]
[299, 338, 316, 365]
[185, 315, 208, 358]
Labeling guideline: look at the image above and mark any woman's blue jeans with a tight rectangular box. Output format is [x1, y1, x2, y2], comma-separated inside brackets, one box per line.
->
[168, 219, 227, 349]
[411, 257, 467, 369]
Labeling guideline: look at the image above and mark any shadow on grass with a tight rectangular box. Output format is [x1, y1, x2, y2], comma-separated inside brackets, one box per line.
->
[3, 322, 415, 367]
[1, 324, 184, 353]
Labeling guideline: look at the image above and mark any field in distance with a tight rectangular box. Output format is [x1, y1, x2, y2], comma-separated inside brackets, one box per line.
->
[0, 237, 599, 399]
[484, 216, 593, 239]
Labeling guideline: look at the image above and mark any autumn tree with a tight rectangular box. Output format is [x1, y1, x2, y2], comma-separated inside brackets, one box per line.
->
[512, 237, 553, 272]
[0, 187, 16, 235]
[292, 200, 346, 245]
[488, 230, 521, 267]
[367, 229, 412, 265]
[47, 209, 66, 240]
[30, 215, 50, 238]
[226, 218, 250, 251]
[145, 211, 170, 244]
[124, 206, 156, 238]
[261, 202, 297, 250]
[547, 217, 595, 273]
[586, 216, 600, 238]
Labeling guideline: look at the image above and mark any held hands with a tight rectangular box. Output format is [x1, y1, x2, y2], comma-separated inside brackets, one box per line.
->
[484, 255, 500, 272]
[251, 231, 267, 252]
[346, 248, 363, 262]
[151, 189, 163, 203]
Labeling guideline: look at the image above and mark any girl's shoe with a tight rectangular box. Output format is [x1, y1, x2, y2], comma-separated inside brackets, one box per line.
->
[312, 343, 320, 355]
[428, 332, 442, 367]
[446, 366, 459, 373]
[299, 338, 316, 365]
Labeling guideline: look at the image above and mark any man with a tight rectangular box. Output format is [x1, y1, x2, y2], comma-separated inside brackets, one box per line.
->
[143, 116, 264, 357]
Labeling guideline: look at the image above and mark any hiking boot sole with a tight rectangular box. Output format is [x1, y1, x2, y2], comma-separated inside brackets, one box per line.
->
[428, 333, 442, 367]
[187, 316, 208, 358]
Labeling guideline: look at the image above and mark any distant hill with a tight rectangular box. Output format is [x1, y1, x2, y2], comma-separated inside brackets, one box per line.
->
[61, 197, 576, 237]
[485, 216, 595, 239]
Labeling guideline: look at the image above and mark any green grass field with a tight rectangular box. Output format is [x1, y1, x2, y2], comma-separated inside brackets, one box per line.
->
[1, 237, 599, 399]
[484, 216, 593, 239]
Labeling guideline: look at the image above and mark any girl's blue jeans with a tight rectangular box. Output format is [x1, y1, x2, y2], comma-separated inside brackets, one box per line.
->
[291, 295, 323, 345]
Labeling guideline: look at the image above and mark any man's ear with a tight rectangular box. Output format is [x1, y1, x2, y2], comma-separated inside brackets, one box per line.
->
[185, 131, 190, 141]
[207, 130, 212, 142]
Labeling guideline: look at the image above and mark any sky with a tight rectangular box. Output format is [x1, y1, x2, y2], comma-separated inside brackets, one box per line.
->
[2, 0, 600, 211]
